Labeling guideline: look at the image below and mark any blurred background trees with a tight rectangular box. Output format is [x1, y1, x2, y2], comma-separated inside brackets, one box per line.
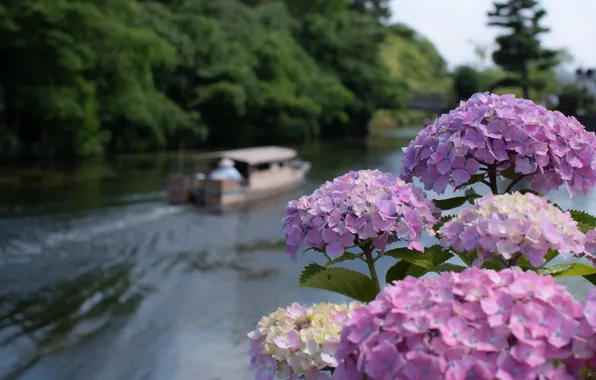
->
[0, 0, 591, 159]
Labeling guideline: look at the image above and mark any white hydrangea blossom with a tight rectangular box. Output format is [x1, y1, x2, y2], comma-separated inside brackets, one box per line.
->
[248, 301, 362, 379]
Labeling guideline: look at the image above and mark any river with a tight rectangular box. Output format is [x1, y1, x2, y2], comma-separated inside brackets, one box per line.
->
[1, 131, 595, 380]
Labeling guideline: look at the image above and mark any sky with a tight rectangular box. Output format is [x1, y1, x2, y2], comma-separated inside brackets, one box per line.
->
[390, 0, 596, 72]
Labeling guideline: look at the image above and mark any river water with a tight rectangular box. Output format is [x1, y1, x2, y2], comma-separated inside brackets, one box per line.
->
[1, 131, 595, 380]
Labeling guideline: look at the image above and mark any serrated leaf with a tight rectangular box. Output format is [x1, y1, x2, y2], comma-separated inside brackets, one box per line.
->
[465, 188, 477, 197]
[325, 252, 362, 267]
[434, 193, 481, 211]
[518, 188, 541, 196]
[433, 214, 455, 233]
[440, 215, 456, 223]
[455, 173, 486, 191]
[299, 268, 378, 302]
[538, 263, 596, 278]
[570, 210, 596, 233]
[384, 247, 433, 268]
[303, 247, 325, 255]
[426, 244, 454, 266]
[482, 256, 508, 270]
[299, 263, 325, 284]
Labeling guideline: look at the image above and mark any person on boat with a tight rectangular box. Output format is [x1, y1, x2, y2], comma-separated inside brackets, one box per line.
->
[208, 158, 244, 183]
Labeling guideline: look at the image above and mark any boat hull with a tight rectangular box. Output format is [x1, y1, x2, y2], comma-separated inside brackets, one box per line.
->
[200, 164, 309, 208]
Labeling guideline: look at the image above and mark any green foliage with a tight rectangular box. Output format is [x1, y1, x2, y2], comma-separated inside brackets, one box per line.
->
[569, 210, 596, 233]
[299, 263, 326, 283]
[0, 0, 413, 157]
[538, 263, 596, 278]
[384, 247, 433, 268]
[487, 0, 561, 98]
[452, 65, 481, 103]
[385, 245, 453, 283]
[325, 252, 363, 267]
[434, 192, 482, 211]
[454, 173, 486, 191]
[299, 266, 379, 302]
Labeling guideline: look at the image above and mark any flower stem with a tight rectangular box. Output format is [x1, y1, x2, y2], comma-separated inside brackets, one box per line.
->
[362, 244, 381, 293]
[487, 166, 499, 194]
[509, 253, 521, 267]
[504, 175, 525, 194]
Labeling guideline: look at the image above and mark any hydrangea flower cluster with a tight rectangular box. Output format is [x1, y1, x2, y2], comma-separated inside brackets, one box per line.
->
[248, 302, 362, 380]
[282, 169, 441, 260]
[439, 192, 585, 267]
[334, 267, 596, 380]
[581, 230, 596, 265]
[400, 92, 596, 195]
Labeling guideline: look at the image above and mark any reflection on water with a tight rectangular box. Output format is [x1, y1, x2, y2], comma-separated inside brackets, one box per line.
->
[1, 134, 596, 379]
[0, 262, 148, 379]
[157, 250, 280, 281]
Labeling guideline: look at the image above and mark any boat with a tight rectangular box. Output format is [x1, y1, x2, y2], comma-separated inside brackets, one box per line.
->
[166, 146, 311, 208]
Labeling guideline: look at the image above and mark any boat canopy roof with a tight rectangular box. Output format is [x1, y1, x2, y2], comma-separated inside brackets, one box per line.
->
[221, 146, 297, 165]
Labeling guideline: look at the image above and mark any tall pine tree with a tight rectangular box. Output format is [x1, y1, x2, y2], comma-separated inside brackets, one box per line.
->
[487, 0, 559, 98]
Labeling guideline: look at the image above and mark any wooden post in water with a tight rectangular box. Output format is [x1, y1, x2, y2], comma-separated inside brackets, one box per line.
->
[167, 142, 190, 204]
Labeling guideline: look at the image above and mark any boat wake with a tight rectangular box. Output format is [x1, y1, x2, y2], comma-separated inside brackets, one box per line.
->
[0, 204, 184, 257]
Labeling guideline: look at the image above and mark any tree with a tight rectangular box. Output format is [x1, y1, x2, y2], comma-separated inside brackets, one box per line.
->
[452, 66, 481, 104]
[0, 0, 411, 157]
[487, 0, 560, 99]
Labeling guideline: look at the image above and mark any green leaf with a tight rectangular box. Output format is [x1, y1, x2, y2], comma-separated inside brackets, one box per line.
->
[542, 250, 559, 267]
[570, 210, 596, 233]
[433, 214, 455, 233]
[426, 244, 455, 266]
[434, 193, 481, 211]
[299, 263, 326, 284]
[303, 247, 325, 255]
[538, 263, 596, 278]
[499, 166, 518, 180]
[518, 188, 541, 196]
[386, 260, 426, 283]
[584, 274, 596, 286]
[429, 263, 467, 273]
[385, 245, 455, 283]
[299, 267, 379, 302]
[455, 173, 486, 191]
[453, 250, 477, 267]
[384, 247, 433, 268]
[325, 252, 362, 267]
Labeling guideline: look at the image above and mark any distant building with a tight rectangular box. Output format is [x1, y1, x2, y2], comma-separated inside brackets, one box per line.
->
[576, 68, 596, 97]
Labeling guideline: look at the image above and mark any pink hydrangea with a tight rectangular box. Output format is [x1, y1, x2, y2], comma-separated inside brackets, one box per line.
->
[400, 93, 596, 195]
[334, 267, 596, 380]
[438, 192, 585, 267]
[282, 169, 440, 260]
[581, 230, 596, 264]
[248, 302, 362, 380]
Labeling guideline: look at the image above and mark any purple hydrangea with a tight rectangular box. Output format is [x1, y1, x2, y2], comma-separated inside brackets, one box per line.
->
[334, 267, 596, 380]
[282, 170, 441, 260]
[438, 192, 585, 267]
[400, 93, 596, 195]
[581, 230, 596, 265]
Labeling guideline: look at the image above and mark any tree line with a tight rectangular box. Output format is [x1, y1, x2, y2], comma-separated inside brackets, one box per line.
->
[0, 0, 414, 158]
[0, 0, 580, 159]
